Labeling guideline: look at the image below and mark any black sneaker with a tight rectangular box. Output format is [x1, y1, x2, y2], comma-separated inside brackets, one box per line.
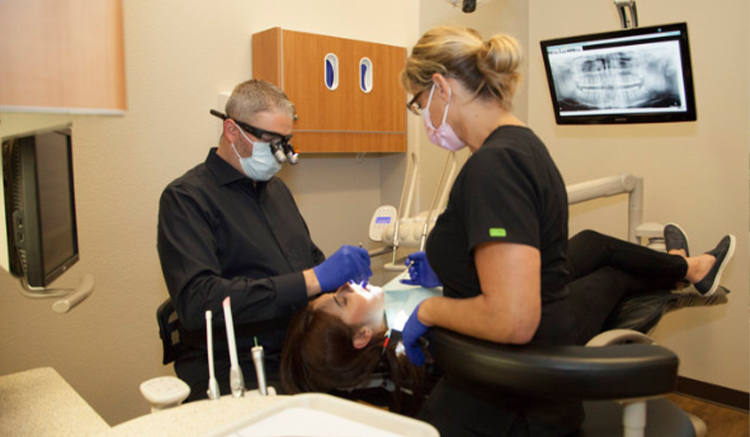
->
[664, 223, 690, 257]
[694, 235, 736, 296]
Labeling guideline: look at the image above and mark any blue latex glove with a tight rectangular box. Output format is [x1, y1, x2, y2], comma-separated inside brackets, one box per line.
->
[313, 245, 372, 292]
[400, 251, 442, 288]
[402, 302, 429, 366]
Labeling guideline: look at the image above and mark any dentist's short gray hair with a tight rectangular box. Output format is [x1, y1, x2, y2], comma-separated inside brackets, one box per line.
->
[225, 79, 296, 123]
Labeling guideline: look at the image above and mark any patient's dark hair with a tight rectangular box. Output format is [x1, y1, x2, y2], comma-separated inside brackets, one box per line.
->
[281, 304, 425, 411]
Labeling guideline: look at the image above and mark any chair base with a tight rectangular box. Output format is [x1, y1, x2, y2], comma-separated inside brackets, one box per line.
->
[581, 398, 698, 436]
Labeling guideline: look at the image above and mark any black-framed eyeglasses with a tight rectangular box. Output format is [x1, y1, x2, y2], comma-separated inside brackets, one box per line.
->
[210, 109, 294, 148]
[210, 109, 298, 165]
[406, 91, 425, 116]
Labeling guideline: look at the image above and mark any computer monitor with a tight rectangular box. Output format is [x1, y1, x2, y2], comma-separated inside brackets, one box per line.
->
[1, 125, 79, 288]
[540, 22, 696, 124]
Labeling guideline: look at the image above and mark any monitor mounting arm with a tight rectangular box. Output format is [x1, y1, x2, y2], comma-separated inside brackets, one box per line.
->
[614, 0, 639, 29]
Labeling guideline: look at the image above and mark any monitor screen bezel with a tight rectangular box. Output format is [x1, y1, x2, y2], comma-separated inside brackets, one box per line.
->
[2, 125, 79, 288]
[540, 22, 697, 125]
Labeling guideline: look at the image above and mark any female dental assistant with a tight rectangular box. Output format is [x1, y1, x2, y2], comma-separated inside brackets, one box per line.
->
[398, 25, 735, 436]
[399, 26, 577, 436]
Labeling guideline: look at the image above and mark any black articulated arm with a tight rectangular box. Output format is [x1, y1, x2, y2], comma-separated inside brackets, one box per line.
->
[430, 328, 679, 400]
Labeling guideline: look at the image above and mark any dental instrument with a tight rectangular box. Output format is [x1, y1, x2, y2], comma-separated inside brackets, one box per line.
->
[401, 260, 415, 281]
[358, 243, 369, 287]
[205, 310, 220, 400]
[251, 337, 268, 396]
[222, 297, 245, 397]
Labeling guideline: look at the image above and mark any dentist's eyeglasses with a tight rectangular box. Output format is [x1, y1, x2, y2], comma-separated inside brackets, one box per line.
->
[210, 109, 298, 164]
[210, 109, 292, 148]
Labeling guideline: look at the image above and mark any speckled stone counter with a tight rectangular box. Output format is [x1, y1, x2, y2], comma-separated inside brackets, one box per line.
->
[0, 367, 110, 437]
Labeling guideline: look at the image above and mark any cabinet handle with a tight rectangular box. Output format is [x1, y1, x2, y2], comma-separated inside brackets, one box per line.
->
[324, 53, 339, 90]
[359, 57, 373, 93]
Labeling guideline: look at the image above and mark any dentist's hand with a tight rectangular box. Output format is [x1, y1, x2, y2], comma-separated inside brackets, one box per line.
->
[313, 245, 372, 292]
[402, 302, 429, 366]
[400, 251, 442, 288]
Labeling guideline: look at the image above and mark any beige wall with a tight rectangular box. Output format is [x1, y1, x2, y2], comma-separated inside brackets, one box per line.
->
[0, 0, 419, 426]
[0, 0, 747, 429]
[528, 0, 749, 393]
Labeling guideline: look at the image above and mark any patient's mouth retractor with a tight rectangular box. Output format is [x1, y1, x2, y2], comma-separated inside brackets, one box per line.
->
[223, 297, 245, 397]
[205, 310, 221, 400]
[252, 337, 268, 396]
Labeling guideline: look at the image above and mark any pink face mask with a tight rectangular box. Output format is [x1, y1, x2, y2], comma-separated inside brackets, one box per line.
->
[422, 84, 466, 152]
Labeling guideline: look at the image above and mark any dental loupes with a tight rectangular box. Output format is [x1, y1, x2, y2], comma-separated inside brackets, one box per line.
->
[222, 297, 245, 397]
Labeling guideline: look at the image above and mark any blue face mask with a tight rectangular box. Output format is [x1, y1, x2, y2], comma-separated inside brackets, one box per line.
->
[231, 128, 282, 181]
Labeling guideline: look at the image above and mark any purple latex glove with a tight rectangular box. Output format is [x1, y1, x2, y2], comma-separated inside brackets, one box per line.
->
[313, 245, 372, 292]
[400, 251, 442, 288]
[402, 302, 429, 365]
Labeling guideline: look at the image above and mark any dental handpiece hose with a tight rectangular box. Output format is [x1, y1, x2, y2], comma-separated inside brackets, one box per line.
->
[223, 297, 245, 398]
[205, 310, 220, 400]
[252, 337, 268, 396]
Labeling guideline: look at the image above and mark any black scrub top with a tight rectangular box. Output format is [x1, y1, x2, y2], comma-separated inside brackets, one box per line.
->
[427, 126, 569, 309]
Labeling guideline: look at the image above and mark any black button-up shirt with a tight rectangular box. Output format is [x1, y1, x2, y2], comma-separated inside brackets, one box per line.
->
[157, 148, 325, 361]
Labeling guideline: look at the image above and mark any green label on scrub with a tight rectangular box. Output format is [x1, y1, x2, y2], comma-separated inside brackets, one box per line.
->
[489, 228, 507, 237]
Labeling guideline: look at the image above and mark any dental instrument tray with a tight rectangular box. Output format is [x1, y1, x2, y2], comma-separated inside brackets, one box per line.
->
[199, 393, 438, 437]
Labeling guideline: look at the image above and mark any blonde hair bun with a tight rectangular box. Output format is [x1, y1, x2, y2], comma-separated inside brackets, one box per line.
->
[401, 26, 523, 109]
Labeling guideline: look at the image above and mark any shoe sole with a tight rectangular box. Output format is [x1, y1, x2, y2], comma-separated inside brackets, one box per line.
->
[703, 234, 736, 296]
[665, 222, 690, 257]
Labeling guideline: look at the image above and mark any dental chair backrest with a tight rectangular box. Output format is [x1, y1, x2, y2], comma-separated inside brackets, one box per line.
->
[157, 297, 186, 365]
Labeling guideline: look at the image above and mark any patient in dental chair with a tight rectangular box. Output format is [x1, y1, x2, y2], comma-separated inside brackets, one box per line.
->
[280, 224, 735, 414]
[280, 279, 437, 414]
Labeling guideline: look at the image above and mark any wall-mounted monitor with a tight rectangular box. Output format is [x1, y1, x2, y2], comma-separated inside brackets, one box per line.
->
[1, 125, 79, 288]
[540, 22, 696, 124]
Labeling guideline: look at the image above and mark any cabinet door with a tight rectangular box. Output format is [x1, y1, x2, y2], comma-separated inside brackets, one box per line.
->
[253, 28, 406, 153]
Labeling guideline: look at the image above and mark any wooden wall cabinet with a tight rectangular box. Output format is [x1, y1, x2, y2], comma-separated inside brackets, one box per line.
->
[252, 28, 406, 153]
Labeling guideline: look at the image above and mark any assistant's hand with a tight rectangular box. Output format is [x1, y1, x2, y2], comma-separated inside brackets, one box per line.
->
[402, 302, 429, 366]
[313, 245, 372, 292]
[400, 251, 442, 288]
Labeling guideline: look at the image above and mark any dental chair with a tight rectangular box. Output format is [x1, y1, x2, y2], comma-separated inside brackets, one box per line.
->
[154, 288, 728, 434]
[427, 286, 729, 437]
[157, 297, 186, 365]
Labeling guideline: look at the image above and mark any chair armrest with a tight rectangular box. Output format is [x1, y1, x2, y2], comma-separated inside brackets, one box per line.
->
[430, 328, 678, 400]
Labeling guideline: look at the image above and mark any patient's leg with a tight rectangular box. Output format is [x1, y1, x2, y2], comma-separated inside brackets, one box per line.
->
[566, 230, 686, 290]
[565, 266, 653, 344]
